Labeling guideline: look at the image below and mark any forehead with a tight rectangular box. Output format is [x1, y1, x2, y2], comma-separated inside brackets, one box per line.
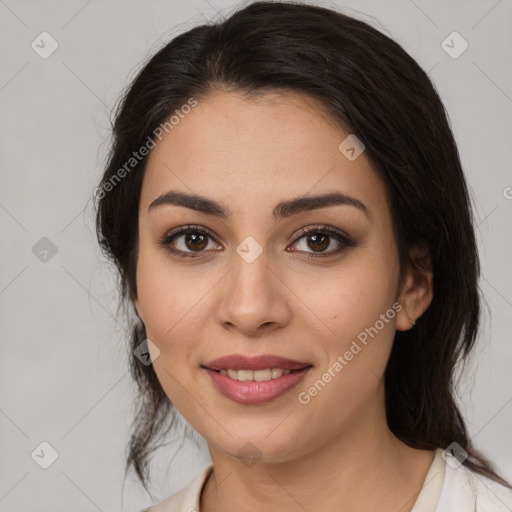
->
[140, 90, 390, 222]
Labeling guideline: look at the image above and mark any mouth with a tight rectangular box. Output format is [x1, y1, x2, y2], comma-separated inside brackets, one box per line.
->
[202, 354, 313, 405]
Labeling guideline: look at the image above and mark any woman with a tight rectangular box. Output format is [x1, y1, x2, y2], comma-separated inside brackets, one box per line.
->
[94, 2, 512, 510]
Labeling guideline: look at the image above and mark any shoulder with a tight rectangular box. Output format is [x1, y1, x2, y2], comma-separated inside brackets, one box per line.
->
[141, 464, 213, 512]
[437, 453, 512, 512]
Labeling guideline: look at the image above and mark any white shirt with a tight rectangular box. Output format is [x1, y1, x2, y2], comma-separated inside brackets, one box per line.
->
[143, 448, 512, 511]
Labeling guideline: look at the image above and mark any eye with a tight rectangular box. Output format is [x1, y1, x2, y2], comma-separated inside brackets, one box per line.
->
[288, 224, 356, 257]
[158, 224, 356, 259]
[158, 225, 221, 258]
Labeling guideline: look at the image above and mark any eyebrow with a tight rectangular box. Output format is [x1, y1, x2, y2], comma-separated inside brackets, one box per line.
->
[148, 190, 370, 220]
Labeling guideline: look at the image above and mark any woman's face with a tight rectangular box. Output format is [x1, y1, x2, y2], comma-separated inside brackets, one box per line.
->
[135, 90, 425, 463]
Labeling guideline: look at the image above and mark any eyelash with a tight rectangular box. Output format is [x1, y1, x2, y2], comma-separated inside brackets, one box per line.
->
[158, 224, 356, 259]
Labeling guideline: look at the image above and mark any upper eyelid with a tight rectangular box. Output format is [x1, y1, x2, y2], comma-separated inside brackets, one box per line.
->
[164, 223, 347, 238]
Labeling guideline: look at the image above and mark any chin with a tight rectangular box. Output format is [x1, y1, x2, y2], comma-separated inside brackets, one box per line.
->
[207, 427, 308, 465]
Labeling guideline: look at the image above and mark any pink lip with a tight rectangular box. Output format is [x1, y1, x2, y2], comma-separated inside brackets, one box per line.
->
[202, 354, 313, 405]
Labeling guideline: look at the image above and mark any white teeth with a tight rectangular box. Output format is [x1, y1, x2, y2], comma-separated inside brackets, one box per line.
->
[237, 369, 253, 381]
[254, 369, 272, 381]
[271, 368, 283, 379]
[218, 368, 294, 381]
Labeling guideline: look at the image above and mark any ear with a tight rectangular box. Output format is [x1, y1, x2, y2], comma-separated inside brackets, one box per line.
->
[396, 245, 433, 331]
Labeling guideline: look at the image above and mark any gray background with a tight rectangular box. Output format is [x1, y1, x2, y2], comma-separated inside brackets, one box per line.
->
[1, 0, 511, 510]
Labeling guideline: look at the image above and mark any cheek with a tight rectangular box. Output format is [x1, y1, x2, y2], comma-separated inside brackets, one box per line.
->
[135, 242, 221, 397]
[135, 244, 191, 362]
[292, 245, 400, 340]
[136, 237, 193, 334]
[136, 253, 211, 421]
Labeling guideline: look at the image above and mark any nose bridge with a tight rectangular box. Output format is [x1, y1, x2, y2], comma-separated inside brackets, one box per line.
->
[216, 238, 289, 333]
[229, 242, 274, 306]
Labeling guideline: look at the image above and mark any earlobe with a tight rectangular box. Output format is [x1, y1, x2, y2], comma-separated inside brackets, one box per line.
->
[396, 307, 417, 331]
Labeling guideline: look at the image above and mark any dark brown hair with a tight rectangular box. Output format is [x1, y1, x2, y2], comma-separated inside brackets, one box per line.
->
[95, 0, 510, 494]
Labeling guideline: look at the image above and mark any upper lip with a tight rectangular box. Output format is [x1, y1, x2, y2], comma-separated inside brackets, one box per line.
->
[203, 354, 313, 371]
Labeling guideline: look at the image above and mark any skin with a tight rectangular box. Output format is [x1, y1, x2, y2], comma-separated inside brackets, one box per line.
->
[134, 90, 434, 512]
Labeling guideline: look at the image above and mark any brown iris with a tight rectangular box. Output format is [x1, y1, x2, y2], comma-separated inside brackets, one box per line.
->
[185, 233, 208, 251]
[307, 233, 329, 252]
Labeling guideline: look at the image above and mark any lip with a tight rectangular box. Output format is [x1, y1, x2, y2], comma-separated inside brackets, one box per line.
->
[202, 354, 313, 405]
[203, 354, 311, 371]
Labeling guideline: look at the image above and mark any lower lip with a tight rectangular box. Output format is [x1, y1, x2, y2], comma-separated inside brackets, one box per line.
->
[204, 367, 313, 405]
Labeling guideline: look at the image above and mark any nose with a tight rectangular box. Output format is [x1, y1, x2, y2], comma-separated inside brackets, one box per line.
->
[215, 247, 291, 337]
